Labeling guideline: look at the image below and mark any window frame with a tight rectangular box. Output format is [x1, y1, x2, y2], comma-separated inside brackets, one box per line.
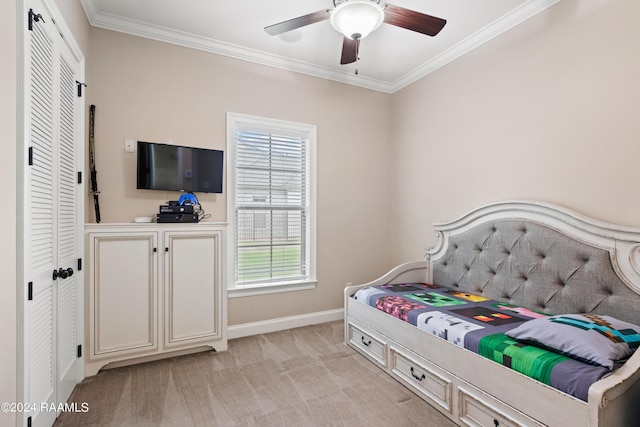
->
[226, 112, 317, 298]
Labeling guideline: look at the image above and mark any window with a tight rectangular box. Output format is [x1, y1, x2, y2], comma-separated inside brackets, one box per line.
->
[227, 113, 316, 297]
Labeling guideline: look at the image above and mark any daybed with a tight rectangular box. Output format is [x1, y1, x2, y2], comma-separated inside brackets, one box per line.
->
[344, 201, 640, 427]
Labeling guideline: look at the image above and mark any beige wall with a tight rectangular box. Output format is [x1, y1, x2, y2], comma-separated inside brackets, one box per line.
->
[1, 2, 17, 425]
[87, 28, 393, 325]
[389, 0, 640, 264]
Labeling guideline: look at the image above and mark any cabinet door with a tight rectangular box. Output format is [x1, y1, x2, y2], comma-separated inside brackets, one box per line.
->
[164, 230, 222, 347]
[90, 232, 158, 357]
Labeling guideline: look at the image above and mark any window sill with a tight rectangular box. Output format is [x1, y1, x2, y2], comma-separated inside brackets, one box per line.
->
[228, 280, 317, 298]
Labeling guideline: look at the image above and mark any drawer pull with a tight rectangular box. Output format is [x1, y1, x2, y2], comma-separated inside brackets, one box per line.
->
[493, 419, 499, 426]
[410, 367, 426, 381]
[361, 336, 372, 347]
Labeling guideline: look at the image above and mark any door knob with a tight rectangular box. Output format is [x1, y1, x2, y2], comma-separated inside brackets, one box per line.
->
[53, 267, 74, 280]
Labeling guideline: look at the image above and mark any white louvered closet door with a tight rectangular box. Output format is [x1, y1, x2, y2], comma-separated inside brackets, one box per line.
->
[22, 0, 83, 425]
[55, 30, 82, 408]
[25, 9, 58, 426]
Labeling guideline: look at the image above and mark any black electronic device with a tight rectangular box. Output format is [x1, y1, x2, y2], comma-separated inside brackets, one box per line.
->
[136, 141, 224, 193]
[156, 213, 199, 223]
[159, 204, 194, 214]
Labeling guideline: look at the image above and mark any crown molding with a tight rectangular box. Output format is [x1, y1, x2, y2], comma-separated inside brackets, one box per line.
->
[80, 0, 560, 94]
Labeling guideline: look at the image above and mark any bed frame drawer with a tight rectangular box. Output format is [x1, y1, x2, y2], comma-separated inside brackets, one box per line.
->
[458, 386, 544, 427]
[389, 345, 453, 414]
[347, 322, 387, 367]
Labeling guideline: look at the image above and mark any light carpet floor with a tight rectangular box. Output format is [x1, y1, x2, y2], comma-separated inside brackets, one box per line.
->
[55, 321, 457, 426]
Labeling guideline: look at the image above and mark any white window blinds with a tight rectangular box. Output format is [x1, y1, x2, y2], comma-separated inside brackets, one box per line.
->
[233, 129, 308, 285]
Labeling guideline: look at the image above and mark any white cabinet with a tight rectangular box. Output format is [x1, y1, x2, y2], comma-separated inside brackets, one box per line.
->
[85, 223, 227, 376]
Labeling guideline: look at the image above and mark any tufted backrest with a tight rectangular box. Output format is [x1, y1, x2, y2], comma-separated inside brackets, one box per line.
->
[432, 220, 640, 325]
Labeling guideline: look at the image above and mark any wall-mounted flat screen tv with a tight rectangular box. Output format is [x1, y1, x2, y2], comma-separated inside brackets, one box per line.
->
[136, 141, 224, 193]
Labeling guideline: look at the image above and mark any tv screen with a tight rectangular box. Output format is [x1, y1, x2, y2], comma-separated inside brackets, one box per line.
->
[136, 141, 224, 193]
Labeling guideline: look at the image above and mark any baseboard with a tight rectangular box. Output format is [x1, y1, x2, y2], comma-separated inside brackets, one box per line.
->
[227, 308, 344, 340]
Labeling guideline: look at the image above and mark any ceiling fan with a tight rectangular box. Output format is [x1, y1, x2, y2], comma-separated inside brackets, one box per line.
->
[264, 0, 447, 70]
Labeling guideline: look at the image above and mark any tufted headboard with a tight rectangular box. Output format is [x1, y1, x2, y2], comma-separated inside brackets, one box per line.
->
[427, 201, 640, 325]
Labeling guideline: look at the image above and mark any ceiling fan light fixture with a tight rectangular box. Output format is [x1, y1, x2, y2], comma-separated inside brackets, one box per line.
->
[330, 0, 384, 40]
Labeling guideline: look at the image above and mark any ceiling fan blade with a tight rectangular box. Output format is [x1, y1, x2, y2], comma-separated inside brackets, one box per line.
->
[340, 37, 359, 65]
[264, 9, 330, 36]
[383, 4, 446, 36]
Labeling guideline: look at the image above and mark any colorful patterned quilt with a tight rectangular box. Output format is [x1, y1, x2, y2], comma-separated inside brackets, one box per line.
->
[353, 283, 610, 401]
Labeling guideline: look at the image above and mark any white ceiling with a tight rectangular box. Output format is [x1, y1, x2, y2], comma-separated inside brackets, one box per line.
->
[80, 0, 559, 93]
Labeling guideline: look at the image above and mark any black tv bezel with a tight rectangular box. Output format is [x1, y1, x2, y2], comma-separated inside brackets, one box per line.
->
[136, 141, 224, 194]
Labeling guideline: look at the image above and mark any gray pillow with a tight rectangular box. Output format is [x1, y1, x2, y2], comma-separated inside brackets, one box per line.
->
[505, 314, 640, 369]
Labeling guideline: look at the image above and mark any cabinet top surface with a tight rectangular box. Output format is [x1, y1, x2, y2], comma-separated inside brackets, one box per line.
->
[85, 222, 228, 230]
